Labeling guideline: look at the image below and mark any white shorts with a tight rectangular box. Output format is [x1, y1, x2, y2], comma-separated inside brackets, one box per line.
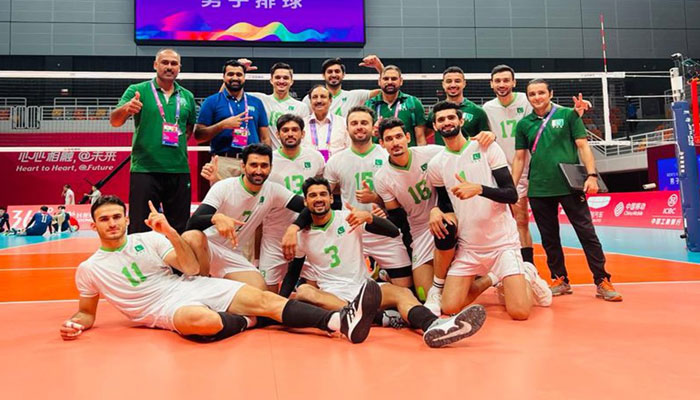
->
[411, 229, 435, 269]
[448, 248, 525, 283]
[207, 239, 260, 278]
[516, 170, 529, 199]
[362, 231, 412, 270]
[320, 281, 364, 303]
[150, 276, 244, 332]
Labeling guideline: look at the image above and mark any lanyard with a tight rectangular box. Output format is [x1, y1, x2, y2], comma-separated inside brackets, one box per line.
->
[150, 80, 180, 125]
[531, 105, 557, 154]
[376, 99, 401, 121]
[310, 115, 333, 147]
[225, 92, 250, 130]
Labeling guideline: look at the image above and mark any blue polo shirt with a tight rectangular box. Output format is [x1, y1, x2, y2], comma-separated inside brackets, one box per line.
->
[197, 91, 269, 154]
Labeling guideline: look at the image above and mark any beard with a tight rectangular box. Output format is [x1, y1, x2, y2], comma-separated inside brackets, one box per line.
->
[438, 126, 461, 139]
[382, 85, 398, 95]
[309, 203, 330, 216]
[281, 137, 300, 149]
[226, 80, 244, 92]
[245, 172, 267, 185]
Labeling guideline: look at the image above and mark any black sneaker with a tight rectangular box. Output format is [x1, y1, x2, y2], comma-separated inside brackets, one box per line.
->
[339, 279, 382, 344]
[423, 304, 486, 348]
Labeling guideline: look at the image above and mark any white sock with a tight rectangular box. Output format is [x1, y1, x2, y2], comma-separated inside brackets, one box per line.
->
[487, 272, 499, 287]
[432, 277, 445, 290]
[327, 312, 341, 332]
[244, 316, 257, 329]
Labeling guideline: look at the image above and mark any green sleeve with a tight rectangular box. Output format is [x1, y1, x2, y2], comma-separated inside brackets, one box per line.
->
[475, 106, 490, 132]
[413, 98, 427, 126]
[569, 109, 587, 139]
[117, 84, 138, 108]
[426, 110, 434, 126]
[514, 120, 529, 150]
[187, 92, 197, 125]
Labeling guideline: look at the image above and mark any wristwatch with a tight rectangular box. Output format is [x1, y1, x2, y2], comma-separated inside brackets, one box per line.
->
[586, 173, 598, 178]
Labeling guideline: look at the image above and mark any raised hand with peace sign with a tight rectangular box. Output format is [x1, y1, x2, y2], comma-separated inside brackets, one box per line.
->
[572, 93, 592, 117]
[211, 213, 246, 248]
[451, 173, 483, 200]
[219, 110, 253, 131]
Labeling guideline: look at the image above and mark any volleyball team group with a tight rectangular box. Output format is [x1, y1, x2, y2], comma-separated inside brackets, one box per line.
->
[59, 49, 622, 348]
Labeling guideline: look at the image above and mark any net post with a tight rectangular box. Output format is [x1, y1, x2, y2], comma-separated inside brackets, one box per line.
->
[671, 100, 700, 251]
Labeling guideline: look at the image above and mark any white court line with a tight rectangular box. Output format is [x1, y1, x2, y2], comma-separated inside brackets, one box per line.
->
[0, 267, 76, 272]
[534, 247, 700, 267]
[0, 299, 108, 305]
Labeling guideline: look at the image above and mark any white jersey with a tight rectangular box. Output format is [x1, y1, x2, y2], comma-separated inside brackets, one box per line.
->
[324, 144, 388, 212]
[303, 89, 372, 118]
[65, 189, 75, 205]
[483, 92, 532, 165]
[202, 177, 295, 250]
[295, 210, 369, 295]
[250, 93, 310, 149]
[263, 147, 325, 240]
[426, 141, 520, 252]
[374, 145, 442, 234]
[75, 232, 179, 326]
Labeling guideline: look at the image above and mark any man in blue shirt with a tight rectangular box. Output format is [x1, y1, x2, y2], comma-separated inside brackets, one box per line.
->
[195, 59, 271, 179]
[20, 206, 53, 236]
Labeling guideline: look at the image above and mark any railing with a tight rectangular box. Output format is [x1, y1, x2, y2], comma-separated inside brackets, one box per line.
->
[53, 97, 120, 107]
[589, 128, 675, 157]
[42, 105, 115, 121]
[0, 97, 28, 106]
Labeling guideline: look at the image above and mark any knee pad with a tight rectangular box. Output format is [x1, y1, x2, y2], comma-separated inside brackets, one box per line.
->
[385, 265, 412, 279]
[434, 222, 457, 250]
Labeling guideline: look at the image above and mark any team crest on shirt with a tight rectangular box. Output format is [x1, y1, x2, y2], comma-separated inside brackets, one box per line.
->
[288, 106, 295, 111]
[464, 113, 474, 122]
[472, 153, 481, 162]
[259, 196, 265, 203]
[517, 107, 524, 113]
[551, 119, 565, 128]
[134, 244, 144, 252]
[337, 226, 345, 236]
[304, 161, 312, 169]
[374, 159, 383, 168]
[249, 106, 256, 111]
[420, 163, 428, 171]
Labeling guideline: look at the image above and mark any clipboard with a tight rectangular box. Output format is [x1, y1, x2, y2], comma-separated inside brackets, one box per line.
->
[558, 163, 609, 193]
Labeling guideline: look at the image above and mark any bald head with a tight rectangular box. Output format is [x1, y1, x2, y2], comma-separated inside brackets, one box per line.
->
[153, 48, 181, 83]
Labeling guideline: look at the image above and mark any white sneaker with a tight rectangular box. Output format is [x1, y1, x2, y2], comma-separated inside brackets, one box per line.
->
[522, 262, 552, 307]
[423, 304, 486, 348]
[423, 286, 442, 316]
[381, 309, 407, 329]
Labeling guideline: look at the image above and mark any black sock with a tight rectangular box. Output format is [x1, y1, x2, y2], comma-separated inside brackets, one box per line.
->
[521, 247, 534, 264]
[256, 317, 282, 328]
[184, 312, 248, 343]
[281, 299, 334, 332]
[407, 305, 438, 332]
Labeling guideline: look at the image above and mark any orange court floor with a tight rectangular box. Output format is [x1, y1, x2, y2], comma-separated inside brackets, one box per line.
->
[1, 230, 699, 399]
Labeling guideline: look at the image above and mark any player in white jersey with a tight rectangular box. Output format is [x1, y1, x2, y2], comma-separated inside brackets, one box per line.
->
[186, 144, 309, 291]
[260, 114, 325, 292]
[245, 62, 311, 149]
[60, 195, 382, 344]
[302, 56, 385, 118]
[286, 177, 486, 348]
[427, 101, 551, 320]
[322, 106, 413, 287]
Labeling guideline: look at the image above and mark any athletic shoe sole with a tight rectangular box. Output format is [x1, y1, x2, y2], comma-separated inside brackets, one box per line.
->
[423, 304, 486, 348]
[345, 279, 382, 344]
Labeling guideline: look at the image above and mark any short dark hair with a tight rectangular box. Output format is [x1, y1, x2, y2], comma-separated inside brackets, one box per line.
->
[308, 84, 330, 98]
[381, 65, 402, 77]
[91, 195, 126, 219]
[378, 117, 405, 140]
[302, 176, 332, 196]
[223, 59, 246, 75]
[242, 143, 273, 164]
[40, 206, 49, 212]
[321, 58, 345, 74]
[442, 66, 465, 77]
[64, 184, 71, 189]
[431, 101, 463, 123]
[58, 205, 66, 210]
[490, 64, 515, 79]
[271, 62, 293, 77]
[346, 105, 375, 124]
[276, 113, 305, 132]
[527, 78, 551, 92]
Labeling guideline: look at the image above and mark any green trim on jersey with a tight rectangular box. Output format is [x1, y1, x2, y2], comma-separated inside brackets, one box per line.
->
[351, 144, 377, 158]
[499, 92, 519, 108]
[311, 210, 335, 231]
[445, 141, 469, 155]
[100, 240, 128, 253]
[514, 106, 587, 197]
[238, 176, 260, 196]
[389, 148, 413, 171]
[277, 147, 302, 161]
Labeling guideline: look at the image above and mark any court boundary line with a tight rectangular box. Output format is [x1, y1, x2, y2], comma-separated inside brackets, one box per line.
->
[0, 267, 77, 272]
[2, 281, 700, 305]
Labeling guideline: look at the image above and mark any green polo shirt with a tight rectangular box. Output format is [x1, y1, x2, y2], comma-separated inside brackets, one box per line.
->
[428, 98, 489, 145]
[515, 105, 587, 197]
[365, 91, 426, 147]
[117, 79, 197, 173]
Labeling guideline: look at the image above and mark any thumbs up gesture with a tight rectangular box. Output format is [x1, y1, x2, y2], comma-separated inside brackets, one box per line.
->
[201, 155, 223, 184]
[451, 172, 482, 200]
[355, 179, 377, 204]
[126, 91, 143, 115]
[345, 202, 372, 232]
